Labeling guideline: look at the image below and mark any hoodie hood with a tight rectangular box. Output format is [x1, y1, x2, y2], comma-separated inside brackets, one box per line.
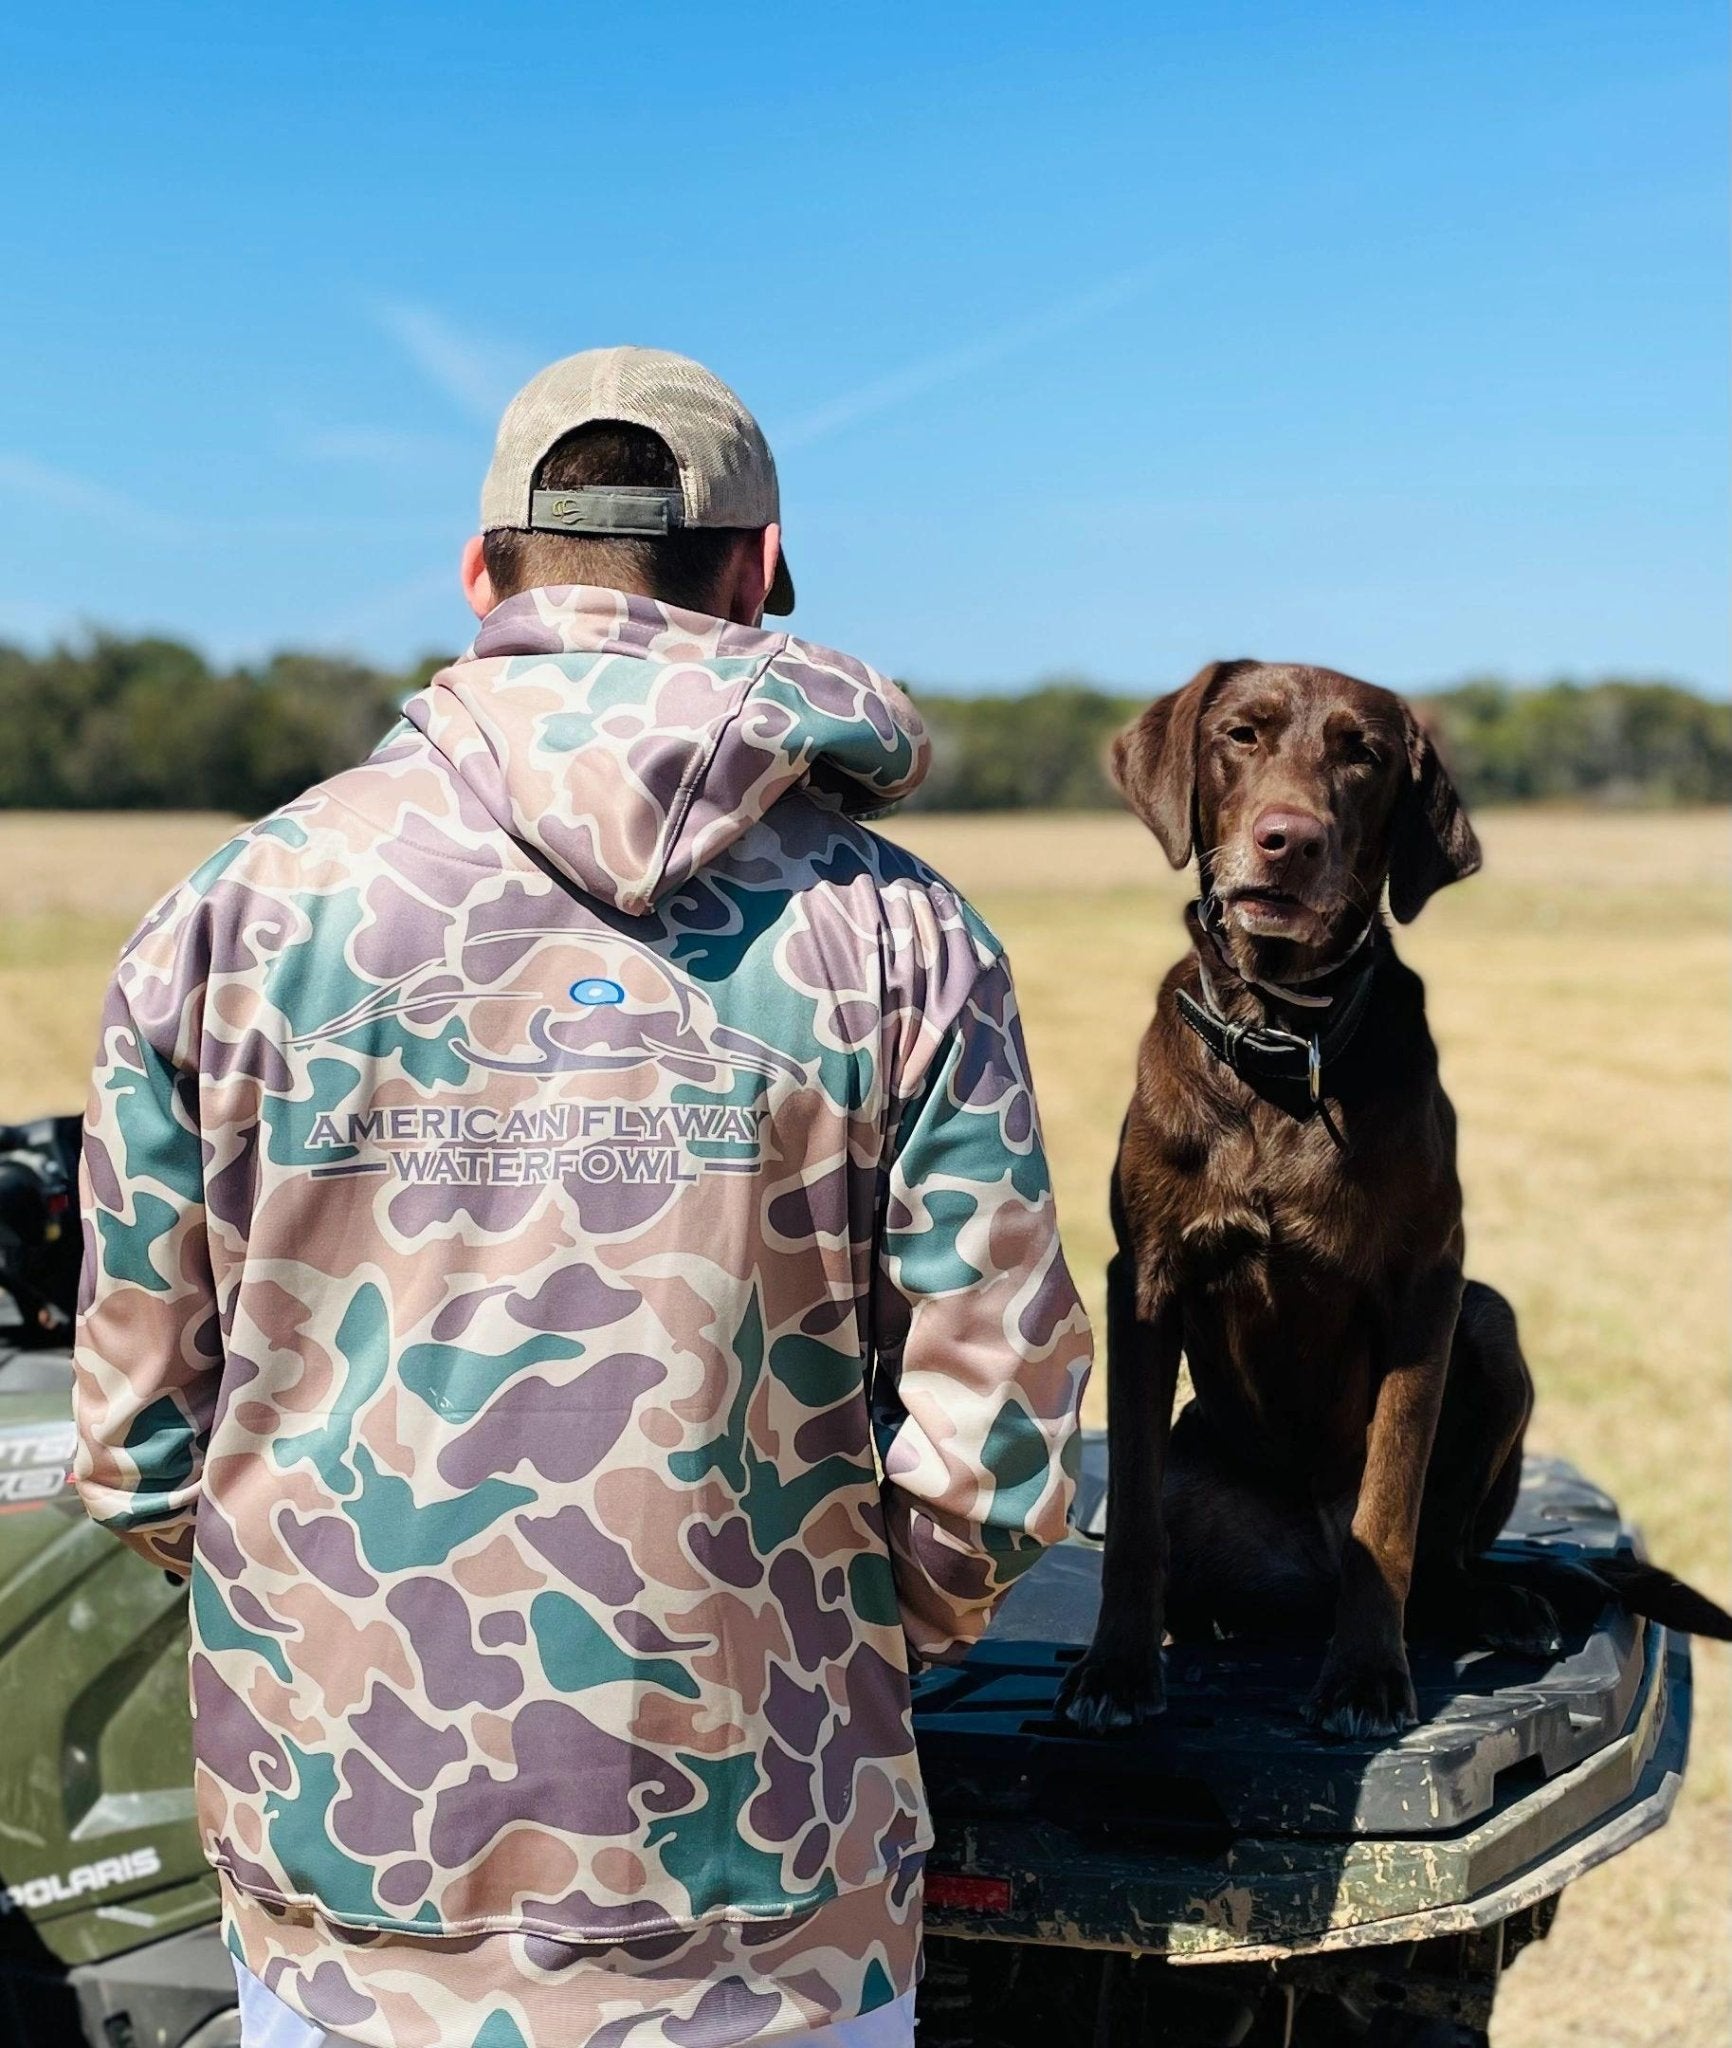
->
[403, 586, 929, 915]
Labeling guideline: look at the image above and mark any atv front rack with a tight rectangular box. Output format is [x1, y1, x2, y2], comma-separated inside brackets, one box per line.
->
[908, 1442, 1690, 2041]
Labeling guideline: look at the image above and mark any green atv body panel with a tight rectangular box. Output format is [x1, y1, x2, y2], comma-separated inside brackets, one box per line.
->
[0, 1353, 216, 1968]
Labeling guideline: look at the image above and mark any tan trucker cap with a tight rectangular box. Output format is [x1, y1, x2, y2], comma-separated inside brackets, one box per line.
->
[480, 346, 794, 615]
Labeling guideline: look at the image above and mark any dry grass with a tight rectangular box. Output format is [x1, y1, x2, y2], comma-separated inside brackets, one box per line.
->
[0, 813, 239, 1118]
[3, 806, 1727, 2042]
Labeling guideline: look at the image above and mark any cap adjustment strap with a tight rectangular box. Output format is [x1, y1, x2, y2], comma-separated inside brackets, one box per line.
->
[527, 487, 682, 537]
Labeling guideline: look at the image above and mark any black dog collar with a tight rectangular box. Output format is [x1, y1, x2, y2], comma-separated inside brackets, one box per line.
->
[1176, 899, 1379, 1122]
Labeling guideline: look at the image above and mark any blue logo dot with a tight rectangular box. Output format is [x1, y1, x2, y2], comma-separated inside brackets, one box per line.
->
[569, 977, 626, 1007]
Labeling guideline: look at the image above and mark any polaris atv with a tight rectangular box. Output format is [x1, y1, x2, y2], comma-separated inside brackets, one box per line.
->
[0, 1122, 1696, 2048]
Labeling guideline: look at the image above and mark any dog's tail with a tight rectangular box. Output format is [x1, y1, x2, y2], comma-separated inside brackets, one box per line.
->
[1587, 1556, 1732, 1640]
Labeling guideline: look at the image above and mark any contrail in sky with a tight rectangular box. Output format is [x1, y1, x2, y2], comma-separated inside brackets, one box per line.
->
[373, 301, 532, 423]
[368, 269, 1159, 451]
[774, 262, 1161, 452]
[0, 452, 189, 542]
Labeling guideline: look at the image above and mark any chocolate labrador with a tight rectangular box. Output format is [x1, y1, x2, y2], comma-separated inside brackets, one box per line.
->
[1061, 659, 1732, 1738]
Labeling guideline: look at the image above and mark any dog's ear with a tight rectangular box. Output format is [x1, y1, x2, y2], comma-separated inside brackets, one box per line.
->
[1388, 706, 1481, 922]
[1111, 661, 1236, 867]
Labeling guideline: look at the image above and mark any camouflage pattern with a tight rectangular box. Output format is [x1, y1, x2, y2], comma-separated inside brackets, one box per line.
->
[73, 586, 1091, 2048]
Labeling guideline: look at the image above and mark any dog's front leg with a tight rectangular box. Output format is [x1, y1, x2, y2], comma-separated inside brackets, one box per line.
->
[1305, 1263, 1462, 1739]
[1060, 1249, 1180, 1733]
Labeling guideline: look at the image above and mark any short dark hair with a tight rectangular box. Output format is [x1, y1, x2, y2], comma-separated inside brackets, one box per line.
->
[482, 421, 749, 612]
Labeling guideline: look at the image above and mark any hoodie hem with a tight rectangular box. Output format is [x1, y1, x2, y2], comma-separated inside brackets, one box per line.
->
[211, 1837, 929, 1942]
[222, 1865, 925, 2048]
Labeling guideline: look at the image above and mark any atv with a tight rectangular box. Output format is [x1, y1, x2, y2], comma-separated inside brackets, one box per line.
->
[0, 1120, 1696, 2047]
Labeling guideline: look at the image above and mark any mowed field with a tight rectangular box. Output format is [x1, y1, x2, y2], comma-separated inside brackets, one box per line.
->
[2, 806, 1728, 2046]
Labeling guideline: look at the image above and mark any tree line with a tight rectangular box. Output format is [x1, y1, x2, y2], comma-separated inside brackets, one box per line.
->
[1, 633, 1726, 816]
[907, 676, 1732, 810]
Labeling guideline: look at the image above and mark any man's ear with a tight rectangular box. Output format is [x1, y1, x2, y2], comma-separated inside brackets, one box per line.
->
[460, 535, 496, 621]
[711, 523, 781, 627]
[1110, 661, 1238, 868]
[1388, 706, 1482, 922]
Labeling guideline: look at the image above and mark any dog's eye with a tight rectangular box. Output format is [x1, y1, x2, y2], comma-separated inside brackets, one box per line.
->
[1342, 734, 1380, 766]
[1227, 725, 1257, 747]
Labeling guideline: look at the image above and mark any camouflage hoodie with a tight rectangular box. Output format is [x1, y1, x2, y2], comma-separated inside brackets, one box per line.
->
[74, 586, 1090, 2048]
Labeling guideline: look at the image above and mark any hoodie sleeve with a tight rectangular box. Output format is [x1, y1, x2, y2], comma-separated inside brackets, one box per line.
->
[872, 948, 1091, 1664]
[73, 897, 220, 1577]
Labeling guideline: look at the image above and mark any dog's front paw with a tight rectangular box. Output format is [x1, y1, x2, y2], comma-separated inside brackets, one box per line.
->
[1058, 1641, 1166, 1734]
[1303, 1648, 1417, 1739]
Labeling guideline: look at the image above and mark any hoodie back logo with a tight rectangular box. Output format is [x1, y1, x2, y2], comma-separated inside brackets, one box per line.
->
[298, 943, 793, 1191]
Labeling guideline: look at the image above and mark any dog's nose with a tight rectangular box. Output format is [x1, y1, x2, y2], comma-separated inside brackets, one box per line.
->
[1252, 808, 1327, 865]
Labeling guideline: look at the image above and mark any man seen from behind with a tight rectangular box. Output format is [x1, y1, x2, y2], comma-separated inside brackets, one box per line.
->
[74, 347, 1092, 2048]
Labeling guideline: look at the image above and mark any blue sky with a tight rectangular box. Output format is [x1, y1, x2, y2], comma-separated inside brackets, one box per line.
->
[1, 2, 1724, 692]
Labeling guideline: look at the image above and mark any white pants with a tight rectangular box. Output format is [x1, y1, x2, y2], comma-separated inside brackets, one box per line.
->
[234, 1961, 918, 2048]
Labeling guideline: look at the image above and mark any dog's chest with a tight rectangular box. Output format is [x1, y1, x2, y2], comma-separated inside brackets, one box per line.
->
[1169, 1112, 1379, 1295]
[1166, 1122, 1388, 1464]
